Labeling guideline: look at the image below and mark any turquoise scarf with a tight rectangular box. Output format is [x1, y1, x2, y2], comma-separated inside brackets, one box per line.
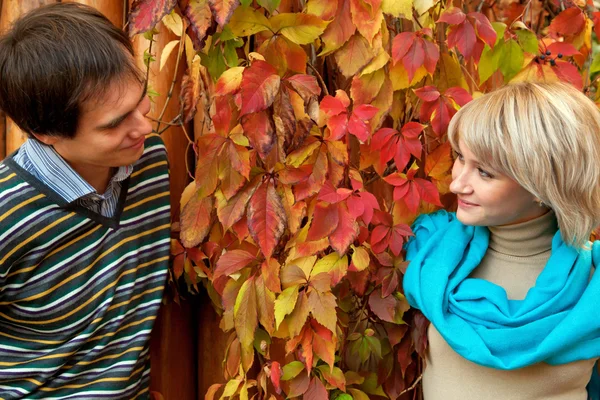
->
[403, 210, 600, 399]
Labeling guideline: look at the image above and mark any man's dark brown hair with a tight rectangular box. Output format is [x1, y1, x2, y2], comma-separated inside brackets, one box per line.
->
[0, 2, 144, 139]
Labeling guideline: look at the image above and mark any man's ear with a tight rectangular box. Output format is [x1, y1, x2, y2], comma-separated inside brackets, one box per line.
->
[31, 133, 60, 146]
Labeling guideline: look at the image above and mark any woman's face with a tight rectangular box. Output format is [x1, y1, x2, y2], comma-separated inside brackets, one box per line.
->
[449, 140, 548, 227]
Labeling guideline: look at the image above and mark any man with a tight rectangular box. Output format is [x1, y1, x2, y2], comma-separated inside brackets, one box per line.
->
[0, 3, 170, 399]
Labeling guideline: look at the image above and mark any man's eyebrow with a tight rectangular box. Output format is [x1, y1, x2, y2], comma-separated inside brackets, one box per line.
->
[96, 85, 147, 131]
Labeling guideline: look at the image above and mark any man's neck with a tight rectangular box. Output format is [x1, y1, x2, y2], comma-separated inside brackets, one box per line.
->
[70, 164, 114, 194]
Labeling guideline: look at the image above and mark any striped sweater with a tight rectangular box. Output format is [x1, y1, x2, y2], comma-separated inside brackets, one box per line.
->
[0, 134, 171, 399]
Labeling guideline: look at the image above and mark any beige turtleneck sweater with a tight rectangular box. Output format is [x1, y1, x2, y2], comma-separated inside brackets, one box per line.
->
[422, 211, 598, 400]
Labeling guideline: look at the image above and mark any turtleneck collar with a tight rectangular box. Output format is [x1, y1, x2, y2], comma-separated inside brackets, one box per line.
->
[487, 210, 558, 257]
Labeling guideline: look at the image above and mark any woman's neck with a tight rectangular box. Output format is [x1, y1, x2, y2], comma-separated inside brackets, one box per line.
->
[488, 210, 558, 257]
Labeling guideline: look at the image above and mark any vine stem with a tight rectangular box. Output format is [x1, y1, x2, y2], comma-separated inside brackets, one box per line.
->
[399, 374, 423, 396]
[155, 23, 186, 133]
[307, 62, 329, 96]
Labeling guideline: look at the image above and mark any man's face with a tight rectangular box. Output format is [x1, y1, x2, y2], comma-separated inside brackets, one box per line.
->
[40, 78, 152, 175]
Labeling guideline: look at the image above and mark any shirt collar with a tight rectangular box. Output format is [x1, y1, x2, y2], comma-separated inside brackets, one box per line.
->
[21, 139, 133, 203]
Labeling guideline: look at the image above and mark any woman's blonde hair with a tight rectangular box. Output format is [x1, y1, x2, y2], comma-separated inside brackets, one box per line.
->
[447, 81, 600, 249]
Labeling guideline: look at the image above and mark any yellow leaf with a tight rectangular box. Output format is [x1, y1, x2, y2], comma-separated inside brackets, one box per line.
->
[185, 35, 196, 70]
[215, 66, 245, 96]
[286, 255, 317, 280]
[307, 288, 337, 333]
[382, 0, 413, 19]
[162, 10, 184, 36]
[435, 53, 469, 91]
[274, 285, 300, 329]
[180, 181, 197, 210]
[159, 40, 180, 72]
[220, 379, 242, 399]
[234, 277, 258, 349]
[360, 49, 390, 76]
[389, 62, 428, 90]
[180, 194, 213, 248]
[228, 6, 272, 37]
[351, 246, 370, 271]
[307, 0, 338, 20]
[270, 13, 330, 45]
[348, 388, 370, 400]
[310, 253, 348, 285]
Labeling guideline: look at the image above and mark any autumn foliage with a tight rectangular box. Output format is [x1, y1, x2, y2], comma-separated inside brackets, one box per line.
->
[129, 0, 599, 398]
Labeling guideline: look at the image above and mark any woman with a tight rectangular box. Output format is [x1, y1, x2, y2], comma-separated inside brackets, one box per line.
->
[403, 82, 600, 399]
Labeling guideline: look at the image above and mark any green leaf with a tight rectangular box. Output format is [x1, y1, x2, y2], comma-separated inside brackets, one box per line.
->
[591, 52, 600, 74]
[274, 285, 299, 329]
[478, 45, 497, 84]
[224, 40, 240, 67]
[200, 45, 227, 81]
[365, 336, 382, 359]
[228, 6, 272, 37]
[258, 0, 282, 14]
[281, 360, 305, 380]
[515, 29, 539, 54]
[498, 39, 524, 81]
[347, 388, 370, 400]
[491, 22, 506, 45]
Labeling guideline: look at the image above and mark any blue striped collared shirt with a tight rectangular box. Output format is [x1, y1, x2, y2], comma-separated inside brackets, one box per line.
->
[12, 139, 132, 217]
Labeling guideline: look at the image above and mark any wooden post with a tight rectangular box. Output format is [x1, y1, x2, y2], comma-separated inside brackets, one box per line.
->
[0, 0, 57, 153]
[132, 13, 197, 400]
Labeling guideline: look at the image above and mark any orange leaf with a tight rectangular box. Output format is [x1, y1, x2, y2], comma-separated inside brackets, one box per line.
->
[286, 74, 322, 101]
[180, 194, 213, 248]
[248, 180, 287, 259]
[195, 135, 227, 198]
[217, 179, 260, 230]
[287, 290, 311, 338]
[425, 142, 453, 180]
[308, 288, 337, 333]
[255, 275, 276, 335]
[320, 0, 356, 55]
[549, 7, 586, 36]
[333, 33, 376, 77]
[240, 60, 281, 115]
[259, 35, 307, 76]
[208, 0, 239, 27]
[329, 202, 359, 254]
[307, 202, 340, 241]
[241, 111, 275, 160]
[350, 0, 384, 45]
[214, 249, 256, 281]
[182, 0, 213, 49]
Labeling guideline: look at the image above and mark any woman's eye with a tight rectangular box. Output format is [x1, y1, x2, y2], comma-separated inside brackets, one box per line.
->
[478, 168, 493, 178]
[453, 151, 464, 161]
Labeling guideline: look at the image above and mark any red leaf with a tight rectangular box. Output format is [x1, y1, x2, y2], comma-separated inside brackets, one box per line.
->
[403, 40, 425, 82]
[347, 113, 371, 142]
[241, 60, 281, 115]
[411, 312, 430, 357]
[286, 74, 322, 100]
[401, 122, 426, 138]
[414, 86, 441, 102]
[180, 195, 213, 248]
[594, 12, 600, 41]
[430, 99, 451, 136]
[422, 39, 440, 75]
[546, 42, 581, 57]
[183, 0, 213, 48]
[468, 12, 496, 48]
[549, 7, 586, 36]
[128, 0, 177, 36]
[448, 21, 477, 60]
[307, 202, 340, 241]
[278, 165, 313, 184]
[241, 111, 275, 160]
[248, 180, 287, 259]
[327, 113, 349, 141]
[445, 87, 472, 107]
[304, 377, 328, 400]
[347, 194, 365, 220]
[352, 104, 379, 119]
[213, 96, 238, 136]
[358, 192, 379, 224]
[368, 288, 398, 323]
[370, 225, 390, 253]
[437, 7, 466, 25]
[402, 183, 420, 213]
[383, 172, 408, 187]
[415, 178, 442, 207]
[318, 182, 353, 204]
[371, 128, 397, 150]
[214, 249, 256, 281]
[270, 361, 282, 394]
[209, 0, 240, 27]
[320, 95, 348, 116]
[397, 334, 413, 378]
[330, 203, 359, 254]
[392, 32, 416, 63]
[553, 60, 583, 90]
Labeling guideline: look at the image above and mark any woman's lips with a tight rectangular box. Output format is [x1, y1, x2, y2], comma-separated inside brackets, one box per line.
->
[458, 198, 479, 207]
